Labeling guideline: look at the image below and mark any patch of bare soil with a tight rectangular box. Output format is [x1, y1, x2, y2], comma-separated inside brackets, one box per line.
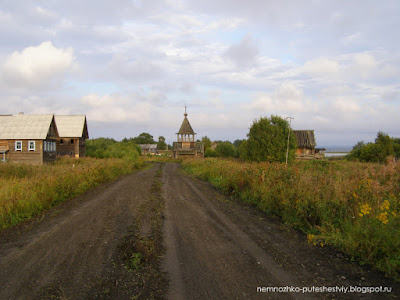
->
[162, 163, 399, 300]
[0, 163, 167, 300]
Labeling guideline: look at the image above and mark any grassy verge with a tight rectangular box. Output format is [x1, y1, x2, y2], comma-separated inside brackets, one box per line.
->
[0, 157, 144, 229]
[182, 158, 400, 279]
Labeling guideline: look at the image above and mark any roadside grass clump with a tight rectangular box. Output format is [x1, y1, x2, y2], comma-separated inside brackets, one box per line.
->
[0, 157, 144, 229]
[182, 158, 400, 279]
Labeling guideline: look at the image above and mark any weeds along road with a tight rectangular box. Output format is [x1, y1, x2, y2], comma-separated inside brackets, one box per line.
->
[0, 163, 398, 299]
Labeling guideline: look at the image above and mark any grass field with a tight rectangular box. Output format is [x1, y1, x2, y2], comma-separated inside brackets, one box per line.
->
[0, 157, 144, 229]
[182, 158, 400, 279]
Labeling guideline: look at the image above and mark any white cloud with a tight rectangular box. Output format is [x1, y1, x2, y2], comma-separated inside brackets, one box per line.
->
[244, 82, 314, 114]
[303, 58, 340, 77]
[1, 41, 76, 89]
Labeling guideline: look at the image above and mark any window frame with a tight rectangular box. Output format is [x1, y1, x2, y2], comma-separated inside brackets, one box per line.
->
[15, 141, 22, 151]
[28, 141, 36, 151]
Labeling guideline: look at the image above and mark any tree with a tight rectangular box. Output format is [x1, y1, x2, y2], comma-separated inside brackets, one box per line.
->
[133, 132, 156, 144]
[157, 136, 167, 150]
[215, 141, 236, 158]
[348, 132, 397, 163]
[201, 136, 212, 150]
[240, 115, 296, 163]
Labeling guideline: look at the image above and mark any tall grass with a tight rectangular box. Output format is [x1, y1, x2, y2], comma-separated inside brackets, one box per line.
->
[182, 158, 400, 278]
[0, 157, 144, 229]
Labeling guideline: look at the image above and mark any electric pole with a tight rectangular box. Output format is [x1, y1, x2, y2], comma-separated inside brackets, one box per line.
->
[285, 117, 294, 165]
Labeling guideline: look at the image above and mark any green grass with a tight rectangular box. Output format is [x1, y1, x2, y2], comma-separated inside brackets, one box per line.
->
[182, 158, 400, 279]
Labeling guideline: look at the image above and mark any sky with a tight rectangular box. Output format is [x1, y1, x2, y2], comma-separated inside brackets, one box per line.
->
[1, 0, 399, 147]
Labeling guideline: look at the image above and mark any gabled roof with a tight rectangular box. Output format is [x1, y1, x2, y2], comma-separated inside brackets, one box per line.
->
[177, 116, 195, 134]
[293, 130, 316, 148]
[0, 114, 57, 139]
[138, 144, 158, 150]
[55, 115, 89, 138]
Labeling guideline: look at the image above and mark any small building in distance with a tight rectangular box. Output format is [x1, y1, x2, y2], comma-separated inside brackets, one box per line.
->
[139, 144, 158, 155]
[55, 115, 89, 158]
[173, 108, 204, 158]
[0, 113, 58, 164]
[293, 130, 325, 159]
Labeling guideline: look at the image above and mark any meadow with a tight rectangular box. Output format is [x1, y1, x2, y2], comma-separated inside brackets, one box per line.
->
[0, 157, 144, 229]
[182, 158, 400, 279]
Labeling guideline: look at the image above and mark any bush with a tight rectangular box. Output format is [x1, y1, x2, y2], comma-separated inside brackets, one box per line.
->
[348, 132, 398, 163]
[205, 148, 217, 157]
[215, 142, 236, 158]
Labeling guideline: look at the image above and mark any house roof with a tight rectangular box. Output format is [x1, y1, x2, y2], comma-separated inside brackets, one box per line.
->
[55, 115, 88, 138]
[0, 114, 56, 140]
[138, 144, 158, 150]
[293, 130, 316, 148]
[177, 115, 195, 134]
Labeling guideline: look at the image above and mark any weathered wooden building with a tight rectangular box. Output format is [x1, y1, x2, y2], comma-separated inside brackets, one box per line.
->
[55, 115, 89, 158]
[293, 130, 325, 159]
[138, 144, 158, 155]
[173, 109, 204, 158]
[0, 114, 58, 164]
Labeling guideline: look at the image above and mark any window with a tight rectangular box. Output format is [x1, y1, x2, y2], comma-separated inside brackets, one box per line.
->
[15, 141, 22, 151]
[29, 141, 35, 151]
[60, 139, 64, 144]
[70, 139, 74, 144]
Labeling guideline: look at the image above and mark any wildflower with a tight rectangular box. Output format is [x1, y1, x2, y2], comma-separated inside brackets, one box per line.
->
[359, 203, 372, 217]
[381, 200, 390, 211]
[377, 212, 388, 224]
[307, 234, 316, 245]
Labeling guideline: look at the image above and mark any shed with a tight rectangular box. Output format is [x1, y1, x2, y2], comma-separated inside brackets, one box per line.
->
[55, 115, 89, 158]
[293, 130, 318, 159]
[139, 144, 158, 155]
[0, 114, 58, 164]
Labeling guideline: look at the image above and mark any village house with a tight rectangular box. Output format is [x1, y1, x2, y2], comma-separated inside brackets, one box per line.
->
[173, 108, 204, 158]
[293, 130, 325, 159]
[55, 115, 89, 158]
[0, 113, 58, 164]
[138, 144, 158, 155]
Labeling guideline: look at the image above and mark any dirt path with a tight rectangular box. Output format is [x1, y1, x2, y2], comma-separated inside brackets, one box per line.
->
[0, 163, 167, 299]
[0, 162, 398, 299]
[162, 163, 399, 300]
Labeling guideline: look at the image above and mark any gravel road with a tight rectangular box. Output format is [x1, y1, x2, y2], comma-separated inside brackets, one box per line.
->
[0, 162, 398, 299]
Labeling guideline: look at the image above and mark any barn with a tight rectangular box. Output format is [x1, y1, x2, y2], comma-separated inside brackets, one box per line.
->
[55, 115, 89, 158]
[0, 114, 58, 164]
[293, 130, 325, 159]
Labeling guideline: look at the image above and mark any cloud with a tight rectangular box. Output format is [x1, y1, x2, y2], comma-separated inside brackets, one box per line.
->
[303, 58, 340, 77]
[224, 35, 259, 68]
[244, 82, 314, 114]
[1, 41, 76, 89]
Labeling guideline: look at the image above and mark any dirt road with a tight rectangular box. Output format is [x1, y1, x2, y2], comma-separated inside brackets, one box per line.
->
[0, 163, 398, 299]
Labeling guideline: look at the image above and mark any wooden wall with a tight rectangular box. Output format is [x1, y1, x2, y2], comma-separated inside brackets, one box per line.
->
[56, 138, 86, 158]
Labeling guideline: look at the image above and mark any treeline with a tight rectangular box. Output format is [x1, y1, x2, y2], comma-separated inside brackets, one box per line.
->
[86, 133, 168, 160]
[348, 132, 400, 163]
[201, 115, 296, 163]
[86, 138, 141, 161]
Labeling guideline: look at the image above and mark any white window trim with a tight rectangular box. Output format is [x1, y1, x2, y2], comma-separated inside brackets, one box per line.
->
[15, 141, 22, 151]
[29, 141, 36, 151]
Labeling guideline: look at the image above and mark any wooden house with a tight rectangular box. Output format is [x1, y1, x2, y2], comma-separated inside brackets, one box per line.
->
[55, 115, 89, 158]
[0, 114, 58, 164]
[172, 108, 204, 158]
[293, 130, 325, 159]
[139, 144, 158, 155]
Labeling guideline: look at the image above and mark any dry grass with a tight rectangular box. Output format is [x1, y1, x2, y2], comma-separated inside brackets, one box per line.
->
[182, 158, 400, 278]
[0, 157, 144, 228]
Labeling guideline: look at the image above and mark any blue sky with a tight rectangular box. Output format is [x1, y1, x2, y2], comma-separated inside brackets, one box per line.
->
[1, 0, 399, 146]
